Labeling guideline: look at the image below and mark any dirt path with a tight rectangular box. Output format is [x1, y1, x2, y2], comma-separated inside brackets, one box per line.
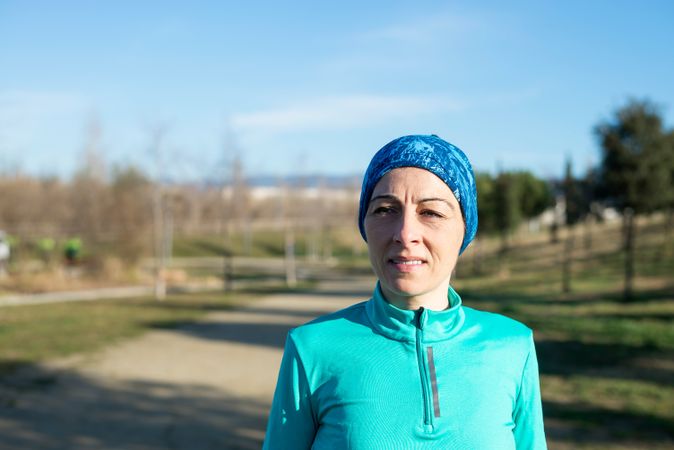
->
[0, 276, 375, 450]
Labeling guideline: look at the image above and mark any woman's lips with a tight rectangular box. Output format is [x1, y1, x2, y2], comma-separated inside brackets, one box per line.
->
[389, 258, 426, 272]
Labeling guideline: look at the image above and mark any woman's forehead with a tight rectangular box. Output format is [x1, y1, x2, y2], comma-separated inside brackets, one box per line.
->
[371, 167, 455, 198]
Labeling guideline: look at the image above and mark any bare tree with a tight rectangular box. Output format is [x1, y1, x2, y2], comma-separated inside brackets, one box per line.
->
[148, 124, 170, 300]
[214, 124, 257, 290]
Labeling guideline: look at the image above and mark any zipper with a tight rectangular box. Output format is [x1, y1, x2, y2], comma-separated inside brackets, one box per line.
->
[415, 308, 434, 432]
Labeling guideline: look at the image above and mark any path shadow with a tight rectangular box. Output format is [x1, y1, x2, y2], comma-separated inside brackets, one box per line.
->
[0, 360, 35, 379]
[460, 285, 674, 307]
[0, 364, 266, 450]
[591, 313, 674, 322]
[157, 289, 369, 350]
[165, 321, 293, 350]
[229, 306, 341, 320]
[132, 299, 336, 322]
[536, 339, 674, 387]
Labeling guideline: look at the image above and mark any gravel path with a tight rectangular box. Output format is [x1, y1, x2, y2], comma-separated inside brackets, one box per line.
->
[0, 276, 375, 450]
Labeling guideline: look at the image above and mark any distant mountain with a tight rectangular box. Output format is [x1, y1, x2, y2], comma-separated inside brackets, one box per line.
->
[247, 173, 362, 188]
[197, 173, 362, 188]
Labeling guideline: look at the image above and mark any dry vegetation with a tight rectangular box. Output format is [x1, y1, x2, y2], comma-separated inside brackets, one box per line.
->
[0, 170, 361, 294]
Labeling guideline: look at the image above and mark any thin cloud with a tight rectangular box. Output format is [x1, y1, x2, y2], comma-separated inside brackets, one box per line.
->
[231, 95, 465, 133]
[360, 12, 485, 44]
[0, 90, 89, 119]
[318, 10, 493, 79]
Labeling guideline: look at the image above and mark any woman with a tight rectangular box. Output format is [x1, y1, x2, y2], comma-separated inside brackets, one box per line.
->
[263, 135, 547, 449]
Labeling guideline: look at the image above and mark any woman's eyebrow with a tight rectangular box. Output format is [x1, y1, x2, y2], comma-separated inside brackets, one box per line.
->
[370, 195, 457, 210]
[419, 197, 457, 210]
[369, 194, 398, 203]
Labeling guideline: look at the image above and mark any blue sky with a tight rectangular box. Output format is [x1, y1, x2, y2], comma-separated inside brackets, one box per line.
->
[1, 0, 673, 182]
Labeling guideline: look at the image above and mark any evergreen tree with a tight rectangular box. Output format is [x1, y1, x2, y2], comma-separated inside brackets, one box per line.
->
[595, 99, 673, 300]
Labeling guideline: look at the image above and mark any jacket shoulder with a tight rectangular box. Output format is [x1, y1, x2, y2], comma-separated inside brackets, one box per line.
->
[288, 300, 371, 344]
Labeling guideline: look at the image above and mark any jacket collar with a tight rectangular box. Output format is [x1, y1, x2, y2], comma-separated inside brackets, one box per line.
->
[365, 282, 466, 343]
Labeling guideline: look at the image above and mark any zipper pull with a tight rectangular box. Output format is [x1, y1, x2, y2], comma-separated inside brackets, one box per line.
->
[416, 307, 426, 330]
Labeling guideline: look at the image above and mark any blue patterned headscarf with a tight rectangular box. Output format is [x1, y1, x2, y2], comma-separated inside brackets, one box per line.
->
[358, 134, 478, 255]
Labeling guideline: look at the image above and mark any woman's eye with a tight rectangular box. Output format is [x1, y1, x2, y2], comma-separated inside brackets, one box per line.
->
[373, 206, 394, 215]
[421, 210, 443, 218]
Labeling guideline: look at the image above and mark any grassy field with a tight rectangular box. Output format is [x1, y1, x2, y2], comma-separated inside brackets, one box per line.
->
[453, 217, 674, 449]
[172, 226, 362, 259]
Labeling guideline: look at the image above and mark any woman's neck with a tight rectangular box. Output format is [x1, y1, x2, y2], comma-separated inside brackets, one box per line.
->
[381, 282, 451, 311]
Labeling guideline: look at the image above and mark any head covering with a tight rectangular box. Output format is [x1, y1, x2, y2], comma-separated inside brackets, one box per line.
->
[358, 134, 478, 255]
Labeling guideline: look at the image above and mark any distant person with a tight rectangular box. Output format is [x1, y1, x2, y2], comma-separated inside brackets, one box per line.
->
[263, 135, 547, 449]
[0, 231, 9, 277]
[64, 237, 82, 266]
[38, 237, 56, 267]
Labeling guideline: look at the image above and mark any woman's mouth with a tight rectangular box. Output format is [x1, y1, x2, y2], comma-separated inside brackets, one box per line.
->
[389, 258, 426, 272]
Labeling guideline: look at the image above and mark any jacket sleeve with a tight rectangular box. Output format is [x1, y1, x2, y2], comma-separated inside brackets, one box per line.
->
[512, 333, 547, 450]
[263, 332, 317, 450]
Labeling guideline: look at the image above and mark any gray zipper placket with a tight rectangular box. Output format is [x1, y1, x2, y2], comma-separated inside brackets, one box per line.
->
[416, 308, 436, 432]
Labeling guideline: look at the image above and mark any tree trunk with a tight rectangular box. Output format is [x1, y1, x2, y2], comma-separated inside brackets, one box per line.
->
[549, 222, 559, 244]
[223, 251, 233, 292]
[153, 186, 166, 301]
[163, 199, 173, 268]
[623, 208, 635, 301]
[243, 218, 253, 256]
[223, 221, 233, 292]
[499, 230, 509, 254]
[583, 216, 592, 251]
[285, 221, 297, 288]
[657, 207, 673, 262]
[309, 225, 319, 262]
[562, 227, 574, 294]
[322, 225, 333, 261]
[497, 231, 509, 276]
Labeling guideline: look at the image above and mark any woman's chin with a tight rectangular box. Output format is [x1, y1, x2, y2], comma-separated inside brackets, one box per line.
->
[380, 275, 451, 304]
[381, 281, 427, 300]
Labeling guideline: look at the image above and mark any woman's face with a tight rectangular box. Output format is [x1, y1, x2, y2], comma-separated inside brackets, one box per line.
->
[364, 167, 464, 308]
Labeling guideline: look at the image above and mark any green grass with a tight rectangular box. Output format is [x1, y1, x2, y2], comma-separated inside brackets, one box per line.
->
[172, 227, 363, 259]
[454, 219, 674, 448]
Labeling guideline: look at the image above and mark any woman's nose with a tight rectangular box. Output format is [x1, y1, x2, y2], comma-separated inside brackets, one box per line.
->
[393, 211, 421, 244]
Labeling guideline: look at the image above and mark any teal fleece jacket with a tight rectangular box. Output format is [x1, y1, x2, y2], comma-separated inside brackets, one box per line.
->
[263, 285, 547, 449]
